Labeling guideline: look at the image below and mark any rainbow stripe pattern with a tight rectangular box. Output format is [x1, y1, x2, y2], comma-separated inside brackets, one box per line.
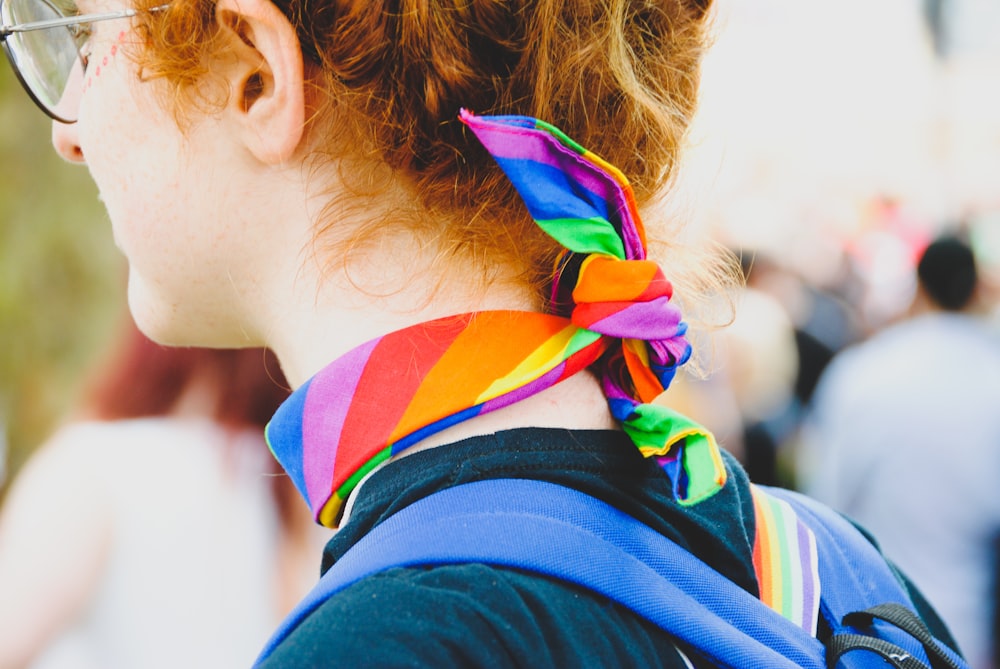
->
[266, 111, 727, 527]
[460, 111, 725, 504]
[269, 312, 606, 526]
[750, 485, 821, 634]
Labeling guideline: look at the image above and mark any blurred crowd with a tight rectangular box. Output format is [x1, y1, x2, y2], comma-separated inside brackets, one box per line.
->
[664, 4, 1000, 666]
[672, 224, 1000, 669]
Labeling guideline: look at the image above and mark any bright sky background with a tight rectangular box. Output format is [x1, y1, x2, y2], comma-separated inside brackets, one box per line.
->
[676, 0, 1000, 272]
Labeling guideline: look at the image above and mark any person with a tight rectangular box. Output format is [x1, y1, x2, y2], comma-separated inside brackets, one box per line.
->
[800, 235, 1000, 669]
[0, 0, 965, 665]
[0, 319, 321, 669]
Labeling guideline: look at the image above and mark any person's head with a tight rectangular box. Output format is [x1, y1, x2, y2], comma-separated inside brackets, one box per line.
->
[916, 235, 978, 312]
[6, 0, 718, 351]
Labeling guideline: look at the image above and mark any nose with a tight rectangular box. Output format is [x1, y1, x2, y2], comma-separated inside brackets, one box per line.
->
[52, 120, 85, 163]
[52, 121, 84, 163]
[51, 61, 85, 163]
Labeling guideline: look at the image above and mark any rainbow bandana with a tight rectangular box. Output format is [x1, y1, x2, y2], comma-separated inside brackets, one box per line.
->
[266, 110, 726, 528]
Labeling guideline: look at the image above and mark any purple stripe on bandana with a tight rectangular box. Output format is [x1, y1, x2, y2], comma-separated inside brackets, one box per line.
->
[302, 338, 381, 513]
[575, 298, 683, 341]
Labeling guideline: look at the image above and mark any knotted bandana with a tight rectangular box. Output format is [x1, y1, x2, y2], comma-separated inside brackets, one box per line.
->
[267, 111, 726, 527]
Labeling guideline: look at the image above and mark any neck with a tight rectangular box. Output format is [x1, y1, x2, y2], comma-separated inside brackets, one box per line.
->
[263, 243, 619, 440]
[265, 241, 540, 388]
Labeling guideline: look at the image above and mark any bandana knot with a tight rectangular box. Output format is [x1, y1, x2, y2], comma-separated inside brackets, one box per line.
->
[460, 109, 723, 505]
[571, 255, 678, 340]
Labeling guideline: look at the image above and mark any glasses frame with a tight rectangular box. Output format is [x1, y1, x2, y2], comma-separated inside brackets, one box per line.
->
[0, 0, 167, 123]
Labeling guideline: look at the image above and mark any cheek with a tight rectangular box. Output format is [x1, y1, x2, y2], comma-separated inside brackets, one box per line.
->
[80, 30, 127, 96]
[77, 34, 145, 182]
[74, 44, 253, 345]
[77, 44, 183, 246]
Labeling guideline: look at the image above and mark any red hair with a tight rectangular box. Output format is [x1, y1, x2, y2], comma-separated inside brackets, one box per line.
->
[81, 320, 288, 429]
[131, 0, 725, 305]
[77, 318, 300, 525]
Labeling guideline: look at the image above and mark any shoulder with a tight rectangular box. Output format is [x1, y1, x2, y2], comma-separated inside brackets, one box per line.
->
[0, 424, 118, 665]
[8, 422, 122, 499]
[37, 418, 193, 462]
[260, 564, 692, 669]
[45, 417, 267, 473]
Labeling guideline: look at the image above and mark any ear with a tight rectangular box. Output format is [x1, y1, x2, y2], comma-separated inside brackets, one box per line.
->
[214, 0, 305, 165]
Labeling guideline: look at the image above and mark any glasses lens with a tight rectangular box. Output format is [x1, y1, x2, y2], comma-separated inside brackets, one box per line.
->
[2, 0, 83, 121]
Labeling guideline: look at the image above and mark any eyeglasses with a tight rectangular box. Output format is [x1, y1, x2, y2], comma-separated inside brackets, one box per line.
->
[0, 0, 166, 123]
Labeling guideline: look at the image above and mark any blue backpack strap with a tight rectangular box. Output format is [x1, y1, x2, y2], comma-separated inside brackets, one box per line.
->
[763, 487, 966, 669]
[256, 479, 969, 668]
[255, 478, 823, 668]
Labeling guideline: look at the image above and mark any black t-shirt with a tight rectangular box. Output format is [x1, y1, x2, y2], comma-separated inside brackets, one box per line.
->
[258, 428, 957, 668]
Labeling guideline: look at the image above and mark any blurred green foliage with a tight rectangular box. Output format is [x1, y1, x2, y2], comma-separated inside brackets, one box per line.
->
[0, 64, 126, 495]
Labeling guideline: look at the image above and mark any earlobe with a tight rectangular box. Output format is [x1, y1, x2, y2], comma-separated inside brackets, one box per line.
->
[215, 0, 305, 165]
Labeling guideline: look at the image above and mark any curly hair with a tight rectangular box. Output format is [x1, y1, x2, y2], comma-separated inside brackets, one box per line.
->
[132, 0, 728, 310]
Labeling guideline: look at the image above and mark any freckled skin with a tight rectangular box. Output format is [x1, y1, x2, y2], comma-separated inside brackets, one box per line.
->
[54, 17, 286, 348]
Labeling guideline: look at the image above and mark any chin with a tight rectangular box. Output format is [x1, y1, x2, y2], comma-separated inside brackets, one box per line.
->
[128, 300, 197, 348]
[126, 277, 250, 350]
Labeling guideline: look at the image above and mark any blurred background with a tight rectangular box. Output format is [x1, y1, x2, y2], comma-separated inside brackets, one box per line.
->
[0, 64, 123, 499]
[681, 0, 1000, 289]
[665, 0, 1000, 480]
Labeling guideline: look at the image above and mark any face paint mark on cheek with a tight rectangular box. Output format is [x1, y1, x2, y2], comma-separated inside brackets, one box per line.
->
[81, 30, 128, 92]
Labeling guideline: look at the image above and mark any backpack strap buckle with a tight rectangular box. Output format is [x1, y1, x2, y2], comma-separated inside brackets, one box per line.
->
[828, 604, 964, 669]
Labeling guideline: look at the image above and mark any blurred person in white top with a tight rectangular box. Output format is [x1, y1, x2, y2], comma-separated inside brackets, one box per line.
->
[0, 319, 324, 669]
